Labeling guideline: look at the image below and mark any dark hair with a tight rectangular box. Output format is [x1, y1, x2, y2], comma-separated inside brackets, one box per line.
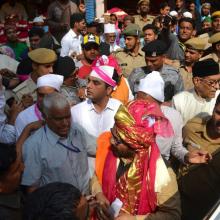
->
[123, 15, 135, 23]
[142, 24, 159, 34]
[23, 182, 82, 220]
[159, 2, 170, 10]
[178, 17, 195, 29]
[110, 13, 117, 20]
[70, 13, 85, 28]
[0, 143, 16, 176]
[29, 27, 45, 38]
[86, 21, 99, 28]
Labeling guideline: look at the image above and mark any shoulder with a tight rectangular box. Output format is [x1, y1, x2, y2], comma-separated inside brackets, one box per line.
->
[17, 104, 34, 120]
[161, 105, 182, 119]
[162, 64, 179, 74]
[71, 100, 88, 113]
[109, 98, 122, 106]
[173, 90, 193, 100]
[13, 80, 28, 93]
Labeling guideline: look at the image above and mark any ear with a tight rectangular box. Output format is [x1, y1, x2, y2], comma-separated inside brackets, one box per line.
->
[192, 30, 196, 37]
[192, 77, 200, 86]
[106, 86, 113, 96]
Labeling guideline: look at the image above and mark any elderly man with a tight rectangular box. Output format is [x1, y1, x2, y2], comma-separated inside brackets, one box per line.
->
[21, 93, 93, 194]
[13, 48, 57, 107]
[134, 0, 155, 30]
[102, 23, 121, 54]
[71, 65, 121, 175]
[173, 59, 220, 125]
[114, 23, 146, 78]
[129, 39, 183, 101]
[92, 100, 181, 220]
[15, 74, 63, 139]
[180, 37, 206, 90]
[178, 94, 220, 220]
[136, 71, 210, 164]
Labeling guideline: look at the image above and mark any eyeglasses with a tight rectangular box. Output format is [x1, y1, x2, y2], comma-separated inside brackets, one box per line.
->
[200, 78, 220, 87]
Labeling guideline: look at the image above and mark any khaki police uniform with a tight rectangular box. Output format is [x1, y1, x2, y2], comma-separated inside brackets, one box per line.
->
[13, 48, 57, 102]
[133, 14, 155, 30]
[114, 23, 146, 78]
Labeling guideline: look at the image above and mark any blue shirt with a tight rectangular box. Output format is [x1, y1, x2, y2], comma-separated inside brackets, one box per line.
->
[21, 124, 92, 194]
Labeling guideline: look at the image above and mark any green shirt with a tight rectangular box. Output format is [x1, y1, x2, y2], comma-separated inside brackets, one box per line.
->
[6, 42, 28, 61]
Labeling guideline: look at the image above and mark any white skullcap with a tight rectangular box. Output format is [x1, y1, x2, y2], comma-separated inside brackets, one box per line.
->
[33, 16, 44, 23]
[183, 11, 193, 18]
[37, 74, 64, 91]
[138, 71, 164, 102]
[104, 23, 116, 34]
[90, 65, 117, 87]
[169, 10, 178, 17]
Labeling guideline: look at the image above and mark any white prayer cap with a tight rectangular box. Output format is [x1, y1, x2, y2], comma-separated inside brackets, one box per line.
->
[37, 74, 64, 91]
[33, 16, 44, 23]
[90, 65, 117, 87]
[169, 10, 178, 17]
[138, 71, 164, 102]
[183, 11, 193, 18]
[104, 23, 116, 34]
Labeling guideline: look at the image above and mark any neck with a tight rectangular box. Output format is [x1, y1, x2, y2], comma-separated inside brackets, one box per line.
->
[206, 119, 220, 140]
[184, 62, 193, 71]
[30, 72, 38, 83]
[92, 96, 110, 113]
[131, 43, 140, 56]
[84, 57, 93, 65]
[140, 12, 148, 18]
[73, 28, 79, 36]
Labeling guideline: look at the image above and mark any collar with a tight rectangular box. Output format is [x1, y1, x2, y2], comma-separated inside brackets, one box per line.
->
[138, 14, 151, 21]
[87, 98, 115, 112]
[127, 46, 144, 57]
[44, 125, 63, 146]
[192, 89, 212, 103]
[69, 29, 78, 38]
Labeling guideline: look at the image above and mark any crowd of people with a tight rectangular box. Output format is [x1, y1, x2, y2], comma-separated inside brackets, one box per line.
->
[0, 0, 220, 219]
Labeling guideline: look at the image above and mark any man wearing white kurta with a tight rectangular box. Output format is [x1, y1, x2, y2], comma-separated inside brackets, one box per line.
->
[71, 65, 121, 175]
[173, 59, 220, 125]
[15, 74, 63, 139]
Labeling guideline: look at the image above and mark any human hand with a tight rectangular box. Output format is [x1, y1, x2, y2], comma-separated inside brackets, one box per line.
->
[25, 120, 45, 132]
[185, 150, 212, 164]
[95, 192, 113, 220]
[21, 94, 34, 108]
[8, 100, 24, 124]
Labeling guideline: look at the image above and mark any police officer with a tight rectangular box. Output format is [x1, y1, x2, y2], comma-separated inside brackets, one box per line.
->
[200, 32, 220, 69]
[128, 39, 184, 101]
[114, 23, 146, 78]
[13, 48, 57, 108]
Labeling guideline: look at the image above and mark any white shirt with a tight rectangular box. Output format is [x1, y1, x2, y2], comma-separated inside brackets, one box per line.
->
[15, 104, 42, 140]
[0, 90, 16, 143]
[71, 98, 121, 138]
[60, 29, 82, 57]
[172, 89, 220, 125]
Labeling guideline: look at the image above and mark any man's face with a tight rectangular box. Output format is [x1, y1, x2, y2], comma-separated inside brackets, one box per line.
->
[145, 55, 164, 71]
[202, 6, 210, 16]
[83, 44, 99, 63]
[76, 19, 86, 33]
[175, 0, 184, 9]
[144, 29, 157, 44]
[37, 86, 56, 110]
[30, 35, 41, 49]
[86, 76, 112, 102]
[46, 104, 71, 138]
[110, 15, 117, 25]
[33, 63, 54, 77]
[212, 18, 220, 33]
[160, 6, 170, 16]
[178, 21, 194, 42]
[139, 2, 150, 14]
[185, 48, 201, 64]
[105, 33, 116, 44]
[110, 126, 135, 159]
[87, 26, 97, 35]
[202, 21, 212, 30]
[125, 36, 138, 51]
[194, 74, 220, 99]
[5, 28, 17, 42]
